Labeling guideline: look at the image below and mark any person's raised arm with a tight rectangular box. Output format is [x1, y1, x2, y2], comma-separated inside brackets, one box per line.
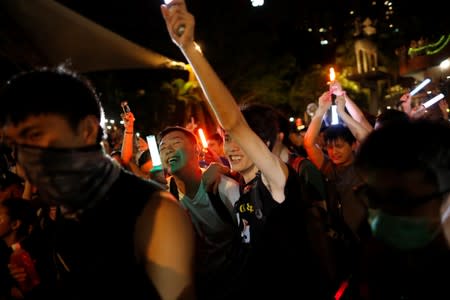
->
[303, 91, 330, 169]
[399, 92, 413, 116]
[135, 190, 196, 300]
[160, 0, 288, 200]
[120, 111, 136, 166]
[331, 81, 373, 132]
[335, 95, 371, 143]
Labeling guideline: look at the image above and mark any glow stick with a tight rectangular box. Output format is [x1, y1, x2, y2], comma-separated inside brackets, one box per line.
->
[197, 128, 208, 149]
[146, 135, 162, 167]
[334, 279, 349, 300]
[409, 78, 431, 96]
[423, 93, 444, 108]
[331, 105, 339, 125]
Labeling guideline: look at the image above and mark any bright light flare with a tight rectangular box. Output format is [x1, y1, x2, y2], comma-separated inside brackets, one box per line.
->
[251, 0, 264, 7]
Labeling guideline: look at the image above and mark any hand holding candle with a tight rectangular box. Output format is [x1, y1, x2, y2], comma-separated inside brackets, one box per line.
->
[329, 67, 339, 125]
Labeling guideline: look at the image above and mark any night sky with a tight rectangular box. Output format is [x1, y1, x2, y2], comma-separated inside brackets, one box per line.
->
[54, 0, 449, 68]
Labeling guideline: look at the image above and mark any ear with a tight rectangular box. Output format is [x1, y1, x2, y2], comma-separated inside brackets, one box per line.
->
[10, 219, 21, 232]
[277, 132, 284, 143]
[79, 115, 100, 144]
[195, 143, 202, 157]
[352, 141, 359, 152]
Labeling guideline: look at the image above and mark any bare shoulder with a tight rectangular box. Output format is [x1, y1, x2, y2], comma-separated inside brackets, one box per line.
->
[134, 190, 193, 250]
[134, 190, 196, 299]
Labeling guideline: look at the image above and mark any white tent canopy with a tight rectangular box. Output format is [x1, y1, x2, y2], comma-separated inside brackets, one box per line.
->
[1, 0, 181, 73]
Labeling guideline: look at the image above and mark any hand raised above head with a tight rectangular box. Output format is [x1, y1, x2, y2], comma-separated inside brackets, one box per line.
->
[120, 111, 135, 125]
[318, 91, 333, 110]
[160, 0, 195, 48]
[335, 95, 346, 114]
[330, 80, 345, 96]
[400, 92, 411, 104]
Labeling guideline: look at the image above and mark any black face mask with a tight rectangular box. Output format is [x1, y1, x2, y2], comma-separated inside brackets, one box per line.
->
[15, 144, 120, 211]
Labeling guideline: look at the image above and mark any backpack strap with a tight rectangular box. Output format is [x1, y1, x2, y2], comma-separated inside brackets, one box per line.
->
[169, 176, 235, 226]
[169, 176, 179, 200]
[290, 155, 306, 175]
[207, 191, 235, 226]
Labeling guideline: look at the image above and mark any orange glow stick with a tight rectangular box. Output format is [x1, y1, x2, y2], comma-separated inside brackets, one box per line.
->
[198, 128, 208, 149]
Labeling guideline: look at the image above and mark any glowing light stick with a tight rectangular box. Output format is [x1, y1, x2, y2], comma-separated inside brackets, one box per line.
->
[334, 279, 349, 300]
[409, 78, 431, 96]
[422, 93, 444, 108]
[329, 67, 339, 125]
[197, 128, 208, 149]
[146, 135, 162, 167]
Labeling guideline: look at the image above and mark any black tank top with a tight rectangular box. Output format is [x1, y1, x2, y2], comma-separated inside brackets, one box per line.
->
[50, 170, 164, 299]
[234, 165, 335, 299]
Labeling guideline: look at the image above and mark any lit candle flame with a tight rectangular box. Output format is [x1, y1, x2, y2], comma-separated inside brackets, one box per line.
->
[329, 67, 336, 82]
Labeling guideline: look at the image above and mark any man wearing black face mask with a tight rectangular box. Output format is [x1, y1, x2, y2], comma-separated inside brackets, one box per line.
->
[0, 66, 196, 300]
[348, 118, 450, 300]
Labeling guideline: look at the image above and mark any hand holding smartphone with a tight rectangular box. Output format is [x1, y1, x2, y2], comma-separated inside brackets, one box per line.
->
[121, 101, 131, 114]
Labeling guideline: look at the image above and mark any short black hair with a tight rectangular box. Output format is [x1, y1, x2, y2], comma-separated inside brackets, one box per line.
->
[323, 124, 356, 145]
[158, 126, 198, 146]
[0, 65, 105, 142]
[240, 102, 280, 151]
[208, 132, 223, 144]
[138, 151, 151, 167]
[356, 118, 450, 194]
[1, 197, 37, 240]
[375, 109, 409, 129]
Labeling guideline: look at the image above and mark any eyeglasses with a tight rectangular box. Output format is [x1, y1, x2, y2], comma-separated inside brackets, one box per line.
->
[353, 183, 450, 208]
